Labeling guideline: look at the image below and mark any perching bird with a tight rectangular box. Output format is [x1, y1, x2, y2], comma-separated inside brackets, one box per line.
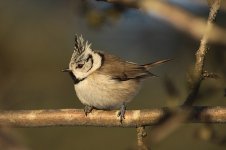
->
[63, 35, 170, 122]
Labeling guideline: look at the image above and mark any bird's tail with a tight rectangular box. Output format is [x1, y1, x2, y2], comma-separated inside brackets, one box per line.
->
[142, 59, 172, 70]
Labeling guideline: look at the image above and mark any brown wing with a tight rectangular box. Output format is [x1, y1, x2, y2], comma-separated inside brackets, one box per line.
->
[96, 52, 155, 81]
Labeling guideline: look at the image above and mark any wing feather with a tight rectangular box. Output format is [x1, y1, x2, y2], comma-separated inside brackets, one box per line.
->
[96, 52, 154, 81]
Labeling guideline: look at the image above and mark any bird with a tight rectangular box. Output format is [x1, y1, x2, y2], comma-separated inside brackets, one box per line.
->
[63, 35, 171, 123]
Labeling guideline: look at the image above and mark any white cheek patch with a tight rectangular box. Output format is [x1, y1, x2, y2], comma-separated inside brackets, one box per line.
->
[83, 60, 92, 72]
[70, 51, 102, 80]
[91, 53, 102, 71]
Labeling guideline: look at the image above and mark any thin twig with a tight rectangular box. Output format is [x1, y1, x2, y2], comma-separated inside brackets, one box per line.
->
[0, 107, 226, 127]
[202, 71, 219, 79]
[140, 0, 222, 144]
[183, 0, 221, 106]
[137, 126, 148, 150]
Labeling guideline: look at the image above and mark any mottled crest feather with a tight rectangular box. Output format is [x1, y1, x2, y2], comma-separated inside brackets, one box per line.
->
[74, 35, 91, 54]
[70, 35, 92, 62]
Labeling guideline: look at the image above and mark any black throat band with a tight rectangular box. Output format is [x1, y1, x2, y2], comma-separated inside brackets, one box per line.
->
[68, 72, 85, 84]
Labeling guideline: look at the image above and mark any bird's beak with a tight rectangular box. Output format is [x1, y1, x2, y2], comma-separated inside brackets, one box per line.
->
[62, 68, 72, 72]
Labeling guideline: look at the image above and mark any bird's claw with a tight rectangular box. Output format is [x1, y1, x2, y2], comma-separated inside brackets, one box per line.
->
[84, 105, 93, 116]
[117, 104, 126, 123]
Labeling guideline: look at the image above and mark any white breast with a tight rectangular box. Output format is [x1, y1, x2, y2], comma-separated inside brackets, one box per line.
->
[74, 74, 141, 109]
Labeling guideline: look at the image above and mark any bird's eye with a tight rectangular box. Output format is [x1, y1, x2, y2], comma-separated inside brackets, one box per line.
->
[77, 63, 84, 69]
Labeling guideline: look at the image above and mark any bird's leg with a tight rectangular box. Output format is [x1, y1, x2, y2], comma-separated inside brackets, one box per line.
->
[117, 103, 126, 123]
[84, 105, 93, 116]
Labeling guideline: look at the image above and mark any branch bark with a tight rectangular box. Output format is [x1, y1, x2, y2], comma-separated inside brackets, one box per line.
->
[0, 107, 226, 128]
[147, 0, 222, 143]
[183, 0, 221, 106]
[137, 126, 148, 150]
[97, 0, 226, 46]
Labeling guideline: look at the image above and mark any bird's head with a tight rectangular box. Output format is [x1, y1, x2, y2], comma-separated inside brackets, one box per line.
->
[64, 35, 103, 80]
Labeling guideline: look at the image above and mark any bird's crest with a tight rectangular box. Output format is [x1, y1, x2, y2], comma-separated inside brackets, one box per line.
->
[74, 35, 91, 55]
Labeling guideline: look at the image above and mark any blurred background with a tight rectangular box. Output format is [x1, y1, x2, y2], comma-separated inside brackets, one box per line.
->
[0, 0, 226, 149]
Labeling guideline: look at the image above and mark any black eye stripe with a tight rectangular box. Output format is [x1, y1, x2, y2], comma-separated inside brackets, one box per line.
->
[86, 54, 93, 72]
[86, 54, 93, 62]
[75, 54, 93, 71]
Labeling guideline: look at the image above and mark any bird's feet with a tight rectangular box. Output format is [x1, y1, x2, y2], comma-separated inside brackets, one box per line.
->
[84, 105, 93, 116]
[117, 103, 126, 123]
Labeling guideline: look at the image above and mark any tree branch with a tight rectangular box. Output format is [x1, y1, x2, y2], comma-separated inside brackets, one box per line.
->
[96, 0, 226, 46]
[183, 0, 221, 106]
[147, 0, 222, 143]
[137, 126, 148, 150]
[0, 107, 226, 127]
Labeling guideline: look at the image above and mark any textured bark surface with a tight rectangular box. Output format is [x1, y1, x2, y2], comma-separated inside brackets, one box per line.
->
[0, 107, 226, 128]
